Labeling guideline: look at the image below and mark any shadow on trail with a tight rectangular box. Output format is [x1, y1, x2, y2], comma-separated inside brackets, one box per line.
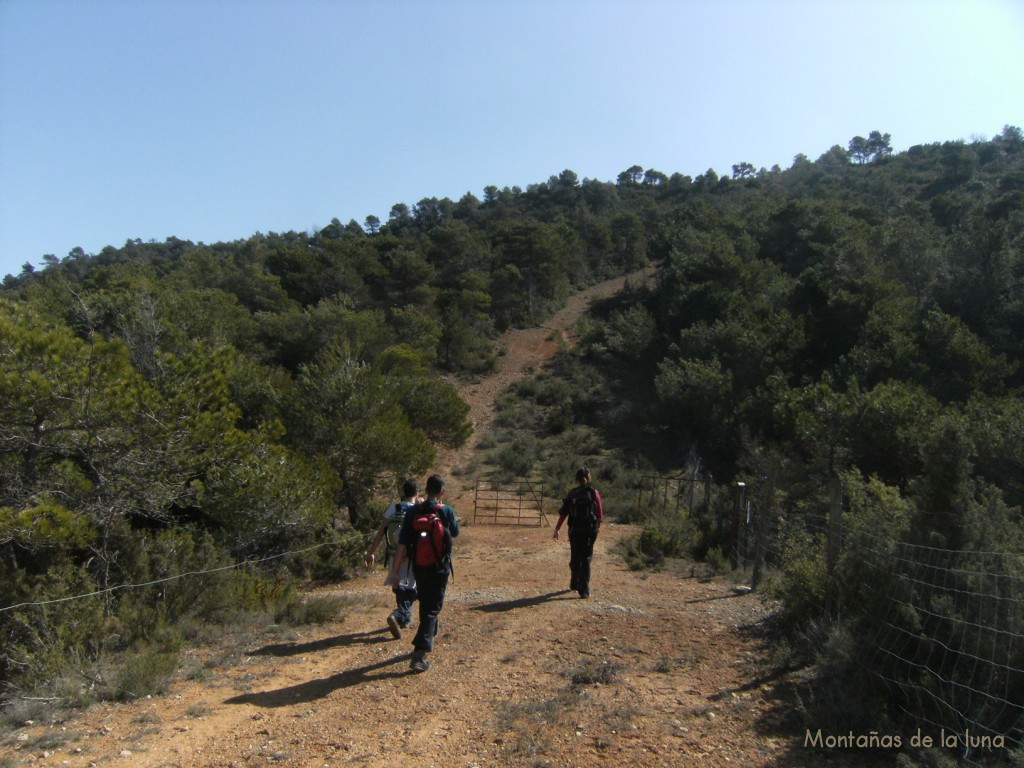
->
[224, 653, 413, 708]
[471, 589, 575, 613]
[247, 628, 393, 658]
[684, 591, 749, 605]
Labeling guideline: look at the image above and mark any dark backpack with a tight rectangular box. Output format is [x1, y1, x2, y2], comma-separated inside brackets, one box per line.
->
[384, 500, 413, 565]
[410, 501, 451, 567]
[568, 486, 598, 532]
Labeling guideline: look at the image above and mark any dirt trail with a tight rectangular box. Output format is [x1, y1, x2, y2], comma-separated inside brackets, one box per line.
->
[3, 267, 826, 768]
[434, 264, 656, 505]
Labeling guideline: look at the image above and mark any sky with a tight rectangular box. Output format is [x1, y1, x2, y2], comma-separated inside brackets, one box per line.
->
[1, 0, 1023, 279]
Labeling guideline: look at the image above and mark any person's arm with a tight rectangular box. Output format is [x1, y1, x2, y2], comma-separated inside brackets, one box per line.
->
[390, 540, 405, 578]
[445, 506, 460, 538]
[552, 494, 570, 540]
[593, 489, 604, 529]
[364, 517, 389, 566]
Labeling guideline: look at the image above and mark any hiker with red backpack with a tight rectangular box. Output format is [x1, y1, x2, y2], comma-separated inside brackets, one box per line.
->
[364, 479, 422, 639]
[390, 473, 460, 673]
[552, 467, 603, 598]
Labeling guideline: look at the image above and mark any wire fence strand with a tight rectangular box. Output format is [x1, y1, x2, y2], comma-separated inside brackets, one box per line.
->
[0, 530, 366, 614]
[730, 492, 1023, 766]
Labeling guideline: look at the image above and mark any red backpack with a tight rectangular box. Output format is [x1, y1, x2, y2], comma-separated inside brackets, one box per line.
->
[410, 501, 450, 567]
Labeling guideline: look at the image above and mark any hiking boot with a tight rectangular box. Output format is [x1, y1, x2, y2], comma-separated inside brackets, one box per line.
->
[569, 580, 578, 591]
[387, 614, 402, 639]
[410, 654, 431, 673]
[579, 590, 590, 599]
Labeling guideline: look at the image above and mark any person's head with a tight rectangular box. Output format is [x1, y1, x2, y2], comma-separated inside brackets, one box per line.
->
[401, 479, 419, 499]
[425, 474, 445, 499]
[575, 467, 592, 486]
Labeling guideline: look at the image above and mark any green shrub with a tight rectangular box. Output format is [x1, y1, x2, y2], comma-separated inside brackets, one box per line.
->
[617, 535, 655, 570]
[653, 656, 677, 673]
[615, 512, 703, 571]
[647, 518, 698, 558]
[185, 702, 211, 718]
[1, 562, 108, 688]
[768, 528, 828, 626]
[544, 398, 575, 433]
[493, 434, 540, 478]
[704, 546, 729, 573]
[787, 620, 893, 737]
[102, 647, 179, 702]
[638, 525, 676, 562]
[493, 392, 534, 429]
[567, 658, 623, 688]
[539, 427, 605, 491]
[273, 594, 348, 626]
[289, 527, 369, 581]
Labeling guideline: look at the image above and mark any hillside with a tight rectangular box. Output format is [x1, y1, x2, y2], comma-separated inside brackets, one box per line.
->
[2, 132, 1022, 765]
[1, 268, 846, 768]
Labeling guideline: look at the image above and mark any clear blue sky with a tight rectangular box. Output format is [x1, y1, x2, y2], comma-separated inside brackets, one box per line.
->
[2, 0, 1022, 279]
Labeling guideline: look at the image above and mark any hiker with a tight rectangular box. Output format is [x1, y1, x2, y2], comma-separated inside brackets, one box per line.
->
[390, 473, 459, 673]
[364, 479, 421, 639]
[552, 466, 603, 598]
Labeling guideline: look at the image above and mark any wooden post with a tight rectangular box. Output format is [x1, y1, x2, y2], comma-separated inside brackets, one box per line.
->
[712, 474, 721, 539]
[750, 472, 774, 590]
[730, 482, 745, 569]
[687, 467, 697, 517]
[826, 475, 843, 618]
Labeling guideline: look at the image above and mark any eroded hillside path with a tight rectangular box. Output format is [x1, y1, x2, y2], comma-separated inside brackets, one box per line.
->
[4, 267, 823, 768]
[433, 264, 658, 489]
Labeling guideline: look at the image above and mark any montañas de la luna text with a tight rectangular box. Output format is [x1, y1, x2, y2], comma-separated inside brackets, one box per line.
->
[804, 728, 1006, 751]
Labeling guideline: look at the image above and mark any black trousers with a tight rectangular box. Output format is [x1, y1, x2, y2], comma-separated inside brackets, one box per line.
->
[411, 564, 450, 653]
[568, 527, 597, 595]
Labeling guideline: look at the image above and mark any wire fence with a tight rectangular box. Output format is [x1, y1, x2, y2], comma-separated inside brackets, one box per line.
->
[860, 538, 1023, 763]
[728, 484, 1023, 765]
[635, 471, 711, 523]
[6, 480, 1022, 762]
[0, 528, 374, 709]
[0, 530, 367, 614]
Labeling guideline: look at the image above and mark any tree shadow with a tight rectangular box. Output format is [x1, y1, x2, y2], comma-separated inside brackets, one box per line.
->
[224, 653, 414, 708]
[683, 591, 748, 605]
[471, 589, 575, 613]
[247, 628, 394, 658]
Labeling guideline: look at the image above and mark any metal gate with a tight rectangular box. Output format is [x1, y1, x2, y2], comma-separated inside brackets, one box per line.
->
[473, 479, 550, 526]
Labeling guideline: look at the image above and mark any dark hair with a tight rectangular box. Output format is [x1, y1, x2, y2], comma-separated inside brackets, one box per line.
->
[575, 467, 592, 485]
[401, 479, 419, 498]
[425, 474, 445, 497]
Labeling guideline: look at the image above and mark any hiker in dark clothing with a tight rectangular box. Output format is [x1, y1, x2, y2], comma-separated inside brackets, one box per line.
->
[364, 479, 422, 638]
[391, 473, 459, 673]
[552, 467, 603, 598]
